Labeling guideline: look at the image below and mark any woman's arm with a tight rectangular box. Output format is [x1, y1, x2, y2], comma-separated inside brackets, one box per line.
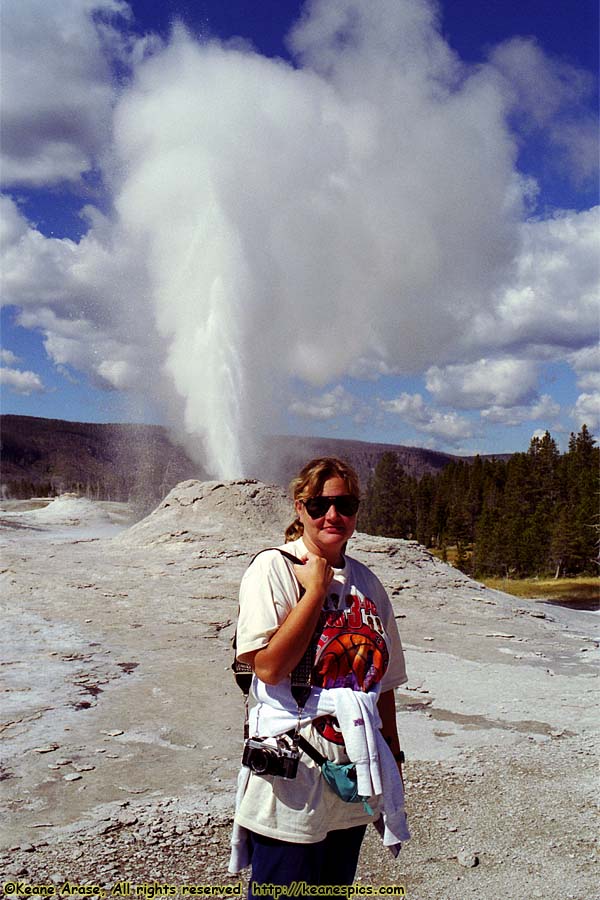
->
[237, 553, 333, 685]
[377, 689, 405, 786]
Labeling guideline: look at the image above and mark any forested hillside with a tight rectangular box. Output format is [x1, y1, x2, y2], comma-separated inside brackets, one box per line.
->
[360, 426, 599, 578]
[0, 415, 462, 499]
[0, 415, 202, 503]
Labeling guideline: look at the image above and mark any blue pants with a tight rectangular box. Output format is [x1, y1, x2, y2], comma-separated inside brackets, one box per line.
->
[248, 824, 367, 899]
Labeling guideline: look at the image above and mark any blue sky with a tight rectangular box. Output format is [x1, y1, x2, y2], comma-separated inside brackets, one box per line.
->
[1, 0, 598, 477]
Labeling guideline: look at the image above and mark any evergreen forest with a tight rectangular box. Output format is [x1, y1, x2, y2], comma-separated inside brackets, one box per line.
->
[359, 426, 599, 578]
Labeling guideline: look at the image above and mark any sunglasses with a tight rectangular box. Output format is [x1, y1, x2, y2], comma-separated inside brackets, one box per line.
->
[302, 495, 360, 519]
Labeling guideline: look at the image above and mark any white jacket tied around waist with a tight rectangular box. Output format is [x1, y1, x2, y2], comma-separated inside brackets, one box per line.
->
[228, 678, 409, 874]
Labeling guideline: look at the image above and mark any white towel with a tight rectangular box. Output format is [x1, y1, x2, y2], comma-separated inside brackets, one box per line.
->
[330, 689, 382, 798]
[327, 689, 408, 847]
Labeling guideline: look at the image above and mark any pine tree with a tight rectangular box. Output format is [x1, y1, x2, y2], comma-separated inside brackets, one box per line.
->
[550, 505, 579, 578]
[415, 473, 436, 546]
[362, 452, 413, 538]
[527, 431, 561, 572]
[563, 426, 599, 572]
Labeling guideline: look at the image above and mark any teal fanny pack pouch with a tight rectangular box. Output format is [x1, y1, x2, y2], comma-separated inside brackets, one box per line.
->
[294, 735, 374, 813]
[321, 760, 360, 802]
[322, 761, 373, 814]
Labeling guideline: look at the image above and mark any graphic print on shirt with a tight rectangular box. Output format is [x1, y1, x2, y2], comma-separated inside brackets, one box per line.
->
[312, 590, 389, 745]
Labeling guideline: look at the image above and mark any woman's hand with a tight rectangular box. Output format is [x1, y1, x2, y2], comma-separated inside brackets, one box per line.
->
[293, 553, 334, 595]
[239, 553, 332, 685]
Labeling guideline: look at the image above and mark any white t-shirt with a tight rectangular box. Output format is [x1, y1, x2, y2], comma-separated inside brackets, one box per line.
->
[234, 537, 408, 843]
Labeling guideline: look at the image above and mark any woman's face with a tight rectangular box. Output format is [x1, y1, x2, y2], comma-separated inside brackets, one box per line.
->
[295, 476, 357, 564]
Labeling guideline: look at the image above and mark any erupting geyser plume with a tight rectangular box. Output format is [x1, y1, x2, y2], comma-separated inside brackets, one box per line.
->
[111, 1, 523, 477]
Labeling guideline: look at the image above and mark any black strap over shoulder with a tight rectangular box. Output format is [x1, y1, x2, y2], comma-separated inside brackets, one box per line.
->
[262, 548, 305, 567]
[232, 547, 316, 710]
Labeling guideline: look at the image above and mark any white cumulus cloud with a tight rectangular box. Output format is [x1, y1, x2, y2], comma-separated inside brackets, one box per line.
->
[576, 372, 600, 393]
[471, 208, 600, 356]
[0, 366, 45, 394]
[289, 385, 356, 421]
[569, 345, 600, 394]
[481, 394, 560, 427]
[426, 359, 539, 409]
[1, 197, 163, 394]
[572, 393, 599, 430]
[489, 36, 598, 185]
[381, 392, 472, 445]
[0, 0, 137, 187]
[0, 349, 20, 365]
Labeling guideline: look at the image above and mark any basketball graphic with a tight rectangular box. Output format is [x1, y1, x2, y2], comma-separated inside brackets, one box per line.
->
[313, 593, 389, 690]
[309, 591, 390, 746]
[316, 631, 387, 691]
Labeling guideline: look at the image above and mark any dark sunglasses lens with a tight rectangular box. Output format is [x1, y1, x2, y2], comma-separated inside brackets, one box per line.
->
[304, 498, 329, 518]
[304, 496, 359, 518]
[335, 496, 359, 516]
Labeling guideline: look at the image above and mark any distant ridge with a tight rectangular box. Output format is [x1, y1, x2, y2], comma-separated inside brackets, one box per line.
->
[260, 433, 464, 488]
[0, 414, 506, 500]
[0, 414, 202, 502]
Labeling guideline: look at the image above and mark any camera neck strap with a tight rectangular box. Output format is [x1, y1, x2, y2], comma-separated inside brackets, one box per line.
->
[232, 548, 318, 739]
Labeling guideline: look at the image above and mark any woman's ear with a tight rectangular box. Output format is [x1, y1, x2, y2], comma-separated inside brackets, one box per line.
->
[294, 499, 304, 517]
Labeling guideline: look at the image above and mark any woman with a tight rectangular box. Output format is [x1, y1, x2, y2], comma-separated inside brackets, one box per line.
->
[229, 458, 408, 892]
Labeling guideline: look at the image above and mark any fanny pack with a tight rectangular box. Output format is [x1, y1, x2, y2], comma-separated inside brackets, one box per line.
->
[290, 731, 373, 813]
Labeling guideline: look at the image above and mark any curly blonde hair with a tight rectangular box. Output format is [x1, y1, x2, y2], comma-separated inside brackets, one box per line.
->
[284, 457, 360, 542]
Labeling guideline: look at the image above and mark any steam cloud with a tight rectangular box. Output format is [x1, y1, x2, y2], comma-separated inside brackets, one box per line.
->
[1, 0, 598, 473]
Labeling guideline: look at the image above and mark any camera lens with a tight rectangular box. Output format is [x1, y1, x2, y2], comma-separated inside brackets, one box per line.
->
[250, 749, 270, 774]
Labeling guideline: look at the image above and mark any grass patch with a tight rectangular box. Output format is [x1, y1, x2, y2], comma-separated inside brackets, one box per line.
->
[431, 546, 473, 566]
[477, 576, 599, 607]
[430, 546, 599, 608]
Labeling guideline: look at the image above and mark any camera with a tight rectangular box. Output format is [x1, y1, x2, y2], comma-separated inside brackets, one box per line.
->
[242, 736, 299, 779]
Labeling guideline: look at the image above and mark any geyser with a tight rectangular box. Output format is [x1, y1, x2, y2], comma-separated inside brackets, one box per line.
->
[106, 1, 531, 479]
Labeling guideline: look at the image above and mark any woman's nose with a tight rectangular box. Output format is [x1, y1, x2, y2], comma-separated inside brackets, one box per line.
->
[324, 502, 340, 519]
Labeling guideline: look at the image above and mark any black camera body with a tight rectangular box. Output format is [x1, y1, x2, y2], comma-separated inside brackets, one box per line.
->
[242, 736, 299, 779]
